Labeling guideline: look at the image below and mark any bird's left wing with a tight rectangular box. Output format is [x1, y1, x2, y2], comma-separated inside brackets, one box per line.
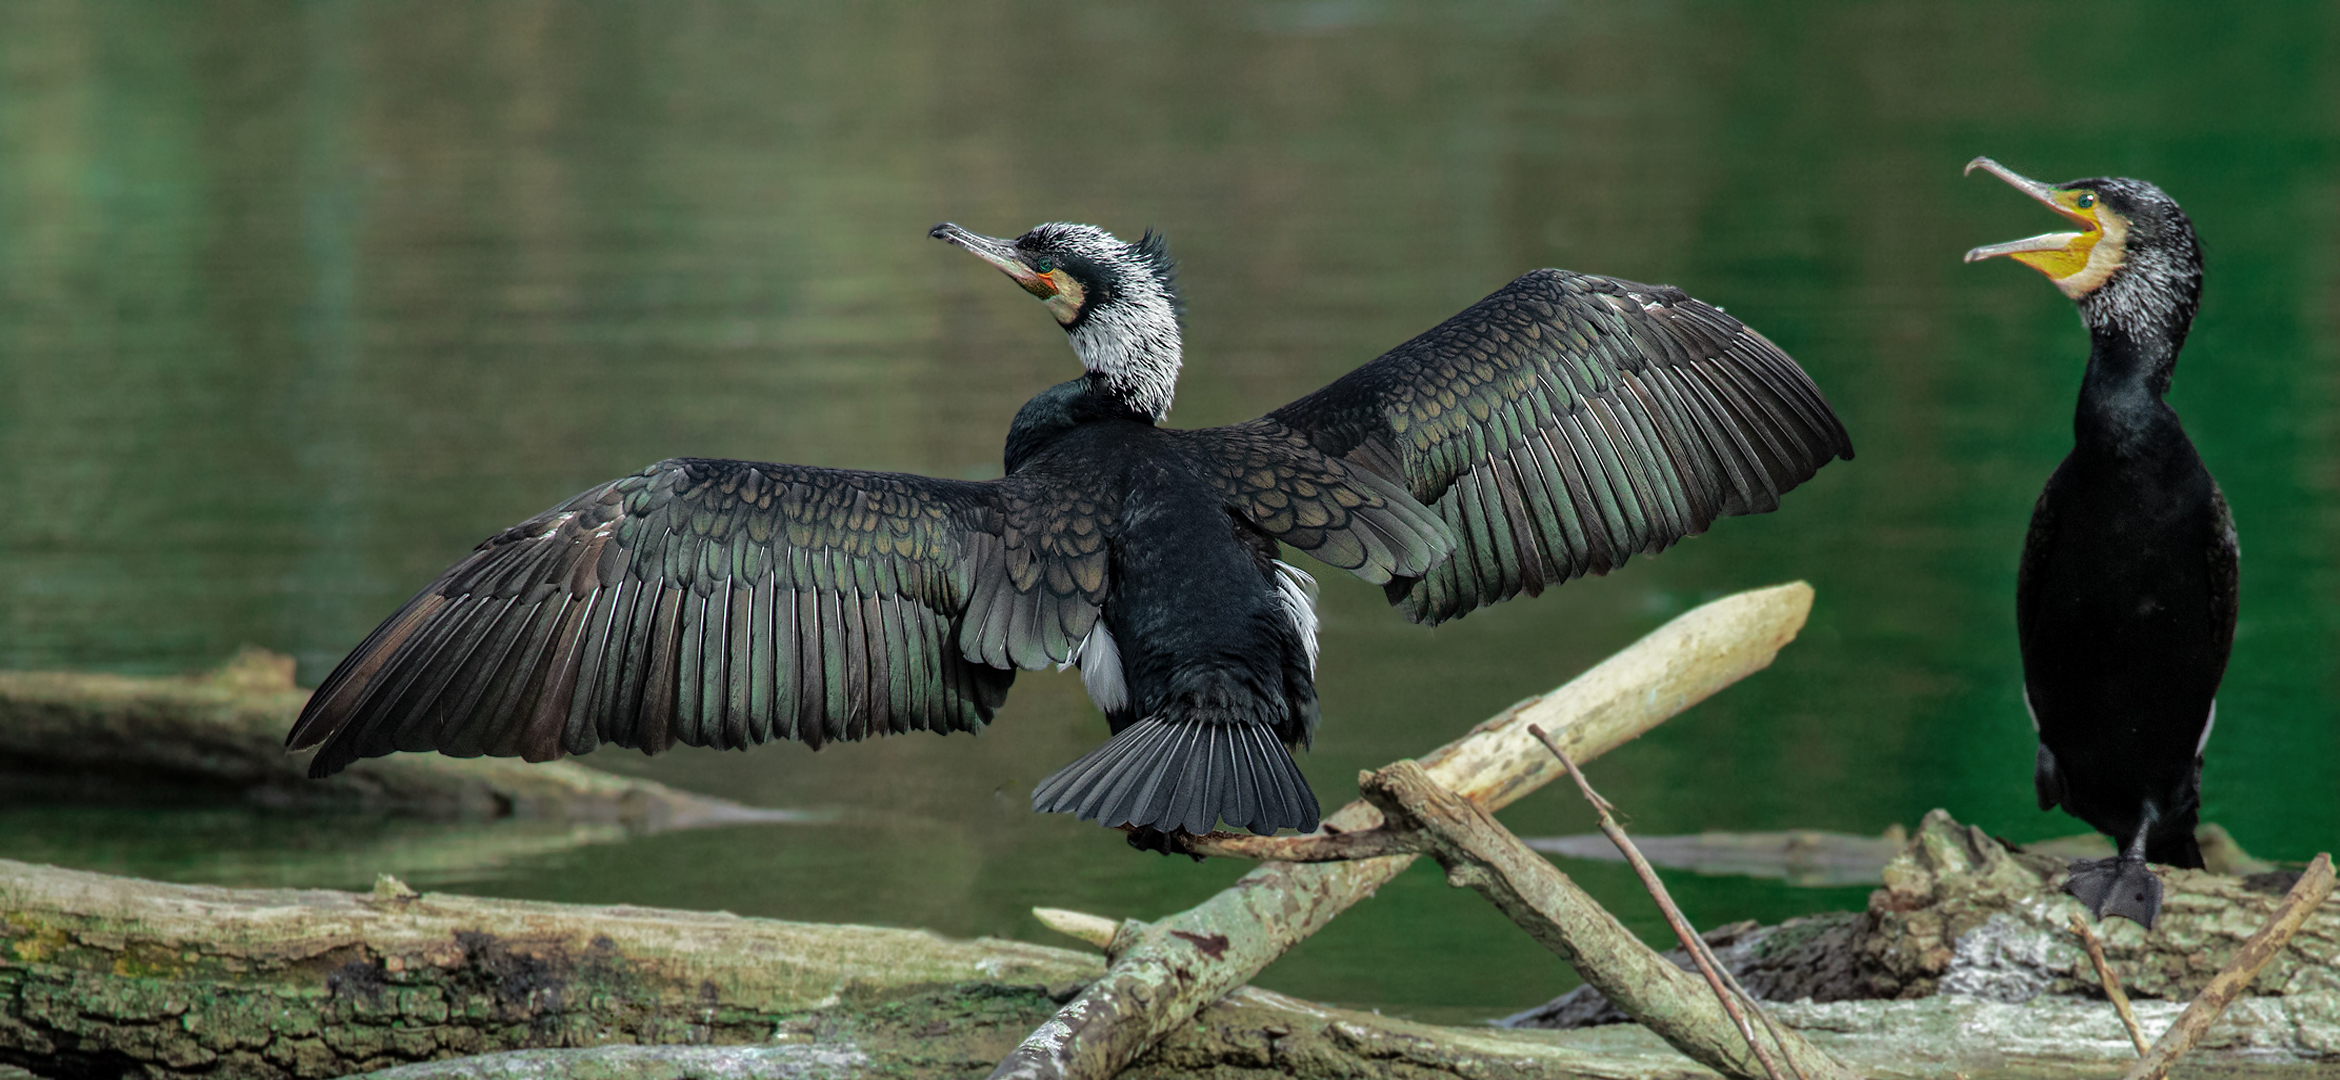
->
[1248, 269, 1853, 623]
[287, 458, 1109, 777]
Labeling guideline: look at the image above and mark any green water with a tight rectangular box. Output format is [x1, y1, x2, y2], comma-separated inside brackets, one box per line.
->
[3, 1, 2337, 1023]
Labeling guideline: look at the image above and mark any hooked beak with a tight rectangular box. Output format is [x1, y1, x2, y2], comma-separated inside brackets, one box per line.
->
[930, 222, 1058, 298]
[1961, 157, 2095, 263]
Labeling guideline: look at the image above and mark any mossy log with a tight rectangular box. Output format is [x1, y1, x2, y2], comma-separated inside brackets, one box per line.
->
[331, 983, 2340, 1080]
[1507, 811, 2340, 1063]
[0, 859, 1099, 1079]
[1857, 810, 2338, 1004]
[4, 829, 2337, 1080]
[0, 649, 781, 829]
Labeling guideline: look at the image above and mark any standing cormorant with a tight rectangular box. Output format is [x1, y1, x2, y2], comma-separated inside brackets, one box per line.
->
[1965, 158, 2237, 927]
[287, 221, 1853, 843]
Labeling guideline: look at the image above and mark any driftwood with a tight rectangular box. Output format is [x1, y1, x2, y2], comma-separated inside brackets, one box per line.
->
[3, 817, 2335, 1079]
[1356, 757, 1858, 1080]
[0, 859, 1101, 1079]
[2126, 854, 2337, 1080]
[987, 582, 1820, 1080]
[1506, 810, 2340, 1066]
[323, 983, 2340, 1080]
[0, 648, 787, 830]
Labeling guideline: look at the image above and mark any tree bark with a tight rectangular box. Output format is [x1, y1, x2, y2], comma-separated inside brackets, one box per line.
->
[985, 582, 1819, 1080]
[0, 860, 1100, 1079]
[332, 983, 2340, 1080]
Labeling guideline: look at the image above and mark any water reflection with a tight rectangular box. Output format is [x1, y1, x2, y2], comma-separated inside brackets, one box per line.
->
[1, 0, 2335, 1018]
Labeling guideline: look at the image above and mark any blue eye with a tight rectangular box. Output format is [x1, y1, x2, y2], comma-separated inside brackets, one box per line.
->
[1029, 256, 1055, 273]
[2075, 192, 2096, 209]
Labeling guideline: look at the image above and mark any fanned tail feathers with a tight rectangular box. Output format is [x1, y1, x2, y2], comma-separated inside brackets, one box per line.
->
[1031, 713, 1318, 836]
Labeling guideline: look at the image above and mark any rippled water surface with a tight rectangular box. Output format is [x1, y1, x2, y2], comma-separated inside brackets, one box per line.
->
[4, 1, 2337, 1022]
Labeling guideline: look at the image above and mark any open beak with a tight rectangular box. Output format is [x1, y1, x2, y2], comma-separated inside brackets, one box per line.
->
[930, 222, 1058, 297]
[1961, 157, 2096, 264]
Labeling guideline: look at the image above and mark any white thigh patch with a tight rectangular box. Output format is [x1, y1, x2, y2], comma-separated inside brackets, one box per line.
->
[1272, 559, 1321, 674]
[2196, 700, 2217, 756]
[2023, 686, 2039, 732]
[1063, 622, 1129, 716]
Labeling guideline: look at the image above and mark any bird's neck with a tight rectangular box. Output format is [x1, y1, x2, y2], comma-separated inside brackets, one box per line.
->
[1068, 304, 1182, 422]
[2073, 322, 2183, 462]
[1004, 377, 1155, 474]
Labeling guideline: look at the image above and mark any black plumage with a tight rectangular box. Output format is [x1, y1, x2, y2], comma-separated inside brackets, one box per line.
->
[1966, 158, 2237, 928]
[288, 220, 1853, 840]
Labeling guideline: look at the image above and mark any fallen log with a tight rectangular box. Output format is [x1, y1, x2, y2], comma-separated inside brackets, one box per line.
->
[1505, 810, 2340, 1058]
[987, 582, 1819, 1080]
[0, 859, 1099, 1079]
[0, 648, 784, 830]
[5, 826, 2335, 1080]
[334, 982, 2340, 1080]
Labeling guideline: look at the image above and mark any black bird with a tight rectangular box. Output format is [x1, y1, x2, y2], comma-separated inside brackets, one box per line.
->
[1965, 158, 2237, 928]
[287, 221, 1853, 842]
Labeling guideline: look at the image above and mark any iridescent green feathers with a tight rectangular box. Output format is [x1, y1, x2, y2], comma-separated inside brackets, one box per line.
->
[1266, 270, 1852, 622]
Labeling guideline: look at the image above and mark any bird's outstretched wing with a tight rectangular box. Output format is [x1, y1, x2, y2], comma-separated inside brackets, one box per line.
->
[1238, 269, 1853, 623]
[287, 458, 1111, 776]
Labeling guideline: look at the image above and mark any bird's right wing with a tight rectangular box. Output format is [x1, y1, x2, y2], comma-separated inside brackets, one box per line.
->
[287, 458, 1111, 777]
[1251, 269, 1853, 623]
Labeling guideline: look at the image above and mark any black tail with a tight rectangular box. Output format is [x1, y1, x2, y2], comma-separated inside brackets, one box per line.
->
[1032, 714, 1319, 835]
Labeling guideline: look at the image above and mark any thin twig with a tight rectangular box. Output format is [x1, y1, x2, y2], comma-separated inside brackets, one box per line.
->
[1527, 724, 1792, 1080]
[2123, 853, 2335, 1080]
[2068, 914, 2149, 1056]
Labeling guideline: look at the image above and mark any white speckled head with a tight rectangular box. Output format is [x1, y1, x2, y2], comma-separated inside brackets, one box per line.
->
[932, 221, 1184, 420]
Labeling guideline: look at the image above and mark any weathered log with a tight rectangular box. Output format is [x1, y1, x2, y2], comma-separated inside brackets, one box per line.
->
[1357, 758, 1858, 1080]
[0, 859, 1100, 1079]
[1508, 810, 2340, 1060]
[0, 648, 785, 830]
[987, 582, 1818, 1080]
[5, 840, 2336, 1080]
[2127, 854, 2336, 1080]
[339, 983, 2340, 1080]
[1858, 810, 2339, 1003]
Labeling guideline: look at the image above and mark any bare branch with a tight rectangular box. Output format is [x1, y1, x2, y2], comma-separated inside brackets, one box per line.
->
[2122, 852, 2335, 1080]
[2067, 914, 2149, 1056]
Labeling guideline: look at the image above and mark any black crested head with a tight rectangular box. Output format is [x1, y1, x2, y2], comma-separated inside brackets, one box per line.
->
[933, 220, 1185, 421]
[2068, 176, 2202, 355]
[1963, 158, 2204, 386]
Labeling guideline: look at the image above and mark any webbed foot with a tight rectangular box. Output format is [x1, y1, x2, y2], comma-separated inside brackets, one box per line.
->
[2063, 855, 2163, 929]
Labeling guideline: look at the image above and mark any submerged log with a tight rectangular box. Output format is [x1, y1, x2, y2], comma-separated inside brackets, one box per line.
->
[0, 648, 784, 829]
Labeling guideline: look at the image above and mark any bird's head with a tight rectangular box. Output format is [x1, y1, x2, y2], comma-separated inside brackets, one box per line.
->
[1962, 157, 2202, 347]
[932, 221, 1183, 421]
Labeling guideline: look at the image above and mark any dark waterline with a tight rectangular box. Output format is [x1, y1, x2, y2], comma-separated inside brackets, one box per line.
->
[3, 1, 2336, 1020]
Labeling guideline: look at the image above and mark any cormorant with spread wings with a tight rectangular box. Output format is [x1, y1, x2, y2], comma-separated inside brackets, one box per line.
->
[288, 221, 1853, 842]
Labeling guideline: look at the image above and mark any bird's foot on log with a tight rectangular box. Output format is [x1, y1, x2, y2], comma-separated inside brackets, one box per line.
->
[2064, 855, 2163, 929]
[1125, 826, 1211, 861]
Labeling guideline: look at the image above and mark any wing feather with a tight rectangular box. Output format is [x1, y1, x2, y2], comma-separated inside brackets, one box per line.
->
[1252, 269, 1850, 622]
[292, 458, 1112, 776]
